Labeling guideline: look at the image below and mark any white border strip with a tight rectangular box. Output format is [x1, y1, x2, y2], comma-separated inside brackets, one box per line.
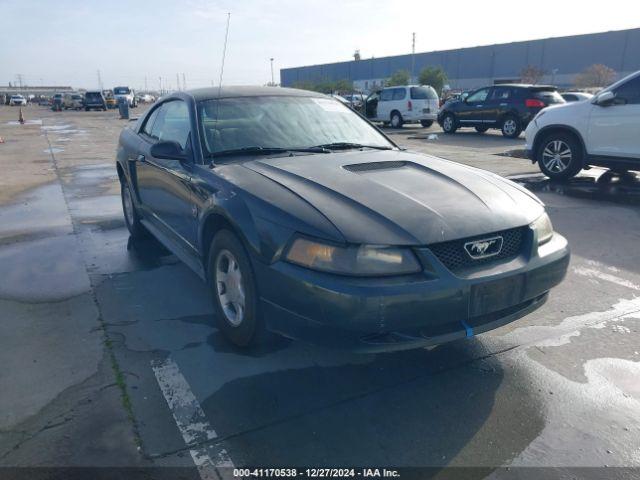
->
[152, 358, 234, 479]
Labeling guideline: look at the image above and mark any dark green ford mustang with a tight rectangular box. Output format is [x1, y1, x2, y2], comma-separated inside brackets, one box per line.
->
[116, 86, 569, 352]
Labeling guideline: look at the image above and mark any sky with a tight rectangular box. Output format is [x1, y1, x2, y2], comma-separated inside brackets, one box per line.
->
[1, 0, 638, 90]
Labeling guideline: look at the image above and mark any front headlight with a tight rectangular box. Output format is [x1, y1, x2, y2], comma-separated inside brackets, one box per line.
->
[285, 237, 421, 276]
[531, 212, 554, 245]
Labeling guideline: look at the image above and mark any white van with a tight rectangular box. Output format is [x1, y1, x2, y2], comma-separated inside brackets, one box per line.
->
[365, 85, 439, 128]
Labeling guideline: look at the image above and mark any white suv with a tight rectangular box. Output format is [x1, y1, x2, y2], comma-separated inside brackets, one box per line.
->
[525, 71, 640, 180]
[365, 85, 439, 128]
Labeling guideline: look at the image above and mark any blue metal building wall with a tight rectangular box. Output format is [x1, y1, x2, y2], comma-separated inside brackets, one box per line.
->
[281, 28, 640, 88]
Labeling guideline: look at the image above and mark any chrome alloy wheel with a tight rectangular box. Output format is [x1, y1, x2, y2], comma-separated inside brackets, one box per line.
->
[443, 115, 453, 132]
[215, 249, 246, 326]
[503, 118, 517, 136]
[542, 140, 572, 173]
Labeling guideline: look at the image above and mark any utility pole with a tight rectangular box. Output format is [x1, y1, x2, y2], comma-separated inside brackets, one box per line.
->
[16, 74, 24, 90]
[411, 32, 416, 83]
[177, 73, 181, 91]
[159, 76, 163, 95]
[97, 69, 103, 91]
[270, 58, 275, 86]
[182, 73, 186, 91]
[144, 76, 148, 92]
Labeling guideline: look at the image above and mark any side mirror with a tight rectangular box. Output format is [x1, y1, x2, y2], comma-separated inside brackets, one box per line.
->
[594, 91, 615, 106]
[150, 141, 189, 161]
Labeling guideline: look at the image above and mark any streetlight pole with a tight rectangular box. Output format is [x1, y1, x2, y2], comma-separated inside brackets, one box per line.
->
[270, 58, 275, 86]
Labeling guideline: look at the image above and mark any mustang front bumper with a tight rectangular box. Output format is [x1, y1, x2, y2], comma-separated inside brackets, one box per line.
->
[252, 228, 569, 353]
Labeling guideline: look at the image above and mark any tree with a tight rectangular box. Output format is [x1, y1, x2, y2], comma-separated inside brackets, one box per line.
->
[291, 78, 353, 94]
[387, 70, 411, 87]
[520, 65, 546, 84]
[574, 64, 616, 88]
[418, 66, 447, 94]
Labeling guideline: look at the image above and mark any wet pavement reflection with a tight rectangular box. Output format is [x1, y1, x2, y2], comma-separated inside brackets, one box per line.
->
[512, 169, 640, 205]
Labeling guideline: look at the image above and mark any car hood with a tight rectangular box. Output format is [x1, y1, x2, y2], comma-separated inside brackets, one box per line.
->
[244, 150, 544, 245]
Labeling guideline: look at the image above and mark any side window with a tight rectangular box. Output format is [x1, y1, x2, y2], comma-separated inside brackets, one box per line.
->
[466, 88, 490, 103]
[613, 76, 640, 105]
[380, 89, 393, 101]
[392, 88, 406, 100]
[141, 107, 161, 138]
[563, 94, 577, 102]
[150, 101, 192, 149]
[489, 87, 512, 101]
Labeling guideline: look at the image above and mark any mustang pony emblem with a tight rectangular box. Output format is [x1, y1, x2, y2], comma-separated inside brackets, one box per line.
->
[464, 236, 503, 259]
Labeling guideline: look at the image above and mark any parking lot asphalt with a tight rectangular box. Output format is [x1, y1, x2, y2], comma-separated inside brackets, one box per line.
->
[1, 105, 639, 478]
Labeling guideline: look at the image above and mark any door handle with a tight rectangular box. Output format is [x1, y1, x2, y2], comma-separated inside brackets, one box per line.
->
[137, 154, 146, 163]
[476, 104, 483, 108]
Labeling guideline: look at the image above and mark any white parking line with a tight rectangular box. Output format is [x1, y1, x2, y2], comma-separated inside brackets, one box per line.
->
[573, 265, 640, 291]
[152, 358, 235, 479]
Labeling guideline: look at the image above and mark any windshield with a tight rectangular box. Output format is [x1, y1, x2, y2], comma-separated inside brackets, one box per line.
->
[198, 95, 393, 156]
[114, 87, 130, 95]
[410, 86, 438, 100]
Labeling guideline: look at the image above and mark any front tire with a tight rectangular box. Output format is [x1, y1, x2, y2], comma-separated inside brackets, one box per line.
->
[208, 230, 264, 348]
[121, 180, 147, 239]
[441, 113, 457, 134]
[537, 133, 583, 180]
[420, 120, 433, 128]
[501, 115, 522, 138]
[390, 111, 403, 128]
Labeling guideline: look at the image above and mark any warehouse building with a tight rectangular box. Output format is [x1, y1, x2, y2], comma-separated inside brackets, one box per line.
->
[280, 28, 640, 93]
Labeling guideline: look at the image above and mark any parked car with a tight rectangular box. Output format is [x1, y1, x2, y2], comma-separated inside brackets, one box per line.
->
[84, 91, 107, 111]
[63, 93, 84, 110]
[51, 93, 64, 111]
[365, 85, 439, 128]
[113, 86, 137, 107]
[438, 84, 565, 138]
[561, 92, 594, 102]
[9, 94, 27, 106]
[342, 92, 366, 110]
[103, 90, 118, 109]
[116, 86, 569, 352]
[526, 71, 640, 180]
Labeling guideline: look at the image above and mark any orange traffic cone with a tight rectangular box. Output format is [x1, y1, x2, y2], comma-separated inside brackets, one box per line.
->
[18, 108, 25, 124]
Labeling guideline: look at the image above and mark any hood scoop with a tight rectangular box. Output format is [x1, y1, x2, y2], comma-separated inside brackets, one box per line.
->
[343, 161, 407, 173]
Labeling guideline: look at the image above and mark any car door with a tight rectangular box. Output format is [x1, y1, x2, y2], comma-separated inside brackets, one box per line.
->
[588, 75, 640, 159]
[457, 87, 491, 125]
[135, 99, 198, 247]
[365, 91, 380, 119]
[484, 86, 514, 126]
[391, 87, 407, 116]
[376, 88, 394, 121]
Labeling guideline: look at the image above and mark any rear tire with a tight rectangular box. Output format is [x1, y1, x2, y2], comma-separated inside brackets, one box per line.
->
[475, 126, 489, 133]
[208, 230, 266, 348]
[390, 111, 403, 128]
[501, 115, 522, 138]
[442, 113, 457, 134]
[537, 132, 583, 181]
[420, 120, 434, 128]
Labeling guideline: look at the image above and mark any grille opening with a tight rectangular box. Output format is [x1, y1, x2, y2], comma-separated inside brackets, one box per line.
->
[428, 226, 527, 273]
[343, 161, 407, 172]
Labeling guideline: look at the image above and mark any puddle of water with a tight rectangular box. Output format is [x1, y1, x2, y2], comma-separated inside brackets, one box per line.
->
[6, 119, 43, 125]
[67, 194, 122, 220]
[0, 234, 90, 302]
[41, 124, 73, 131]
[0, 184, 72, 240]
